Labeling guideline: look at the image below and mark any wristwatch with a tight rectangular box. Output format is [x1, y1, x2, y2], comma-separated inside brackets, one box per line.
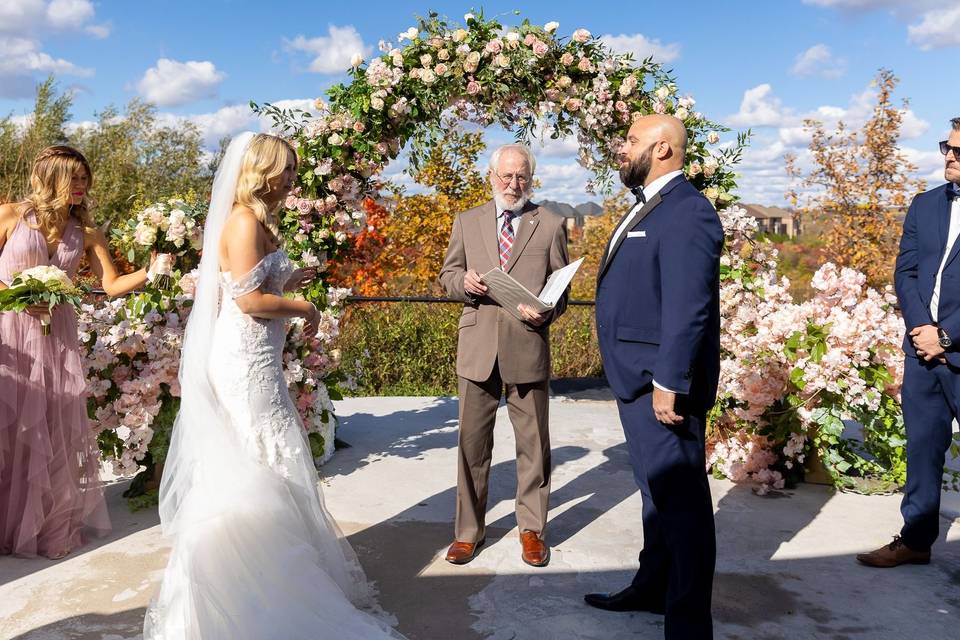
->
[938, 326, 953, 349]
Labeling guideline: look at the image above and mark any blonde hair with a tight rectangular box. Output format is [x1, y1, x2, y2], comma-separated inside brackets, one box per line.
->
[234, 133, 297, 240]
[23, 145, 94, 241]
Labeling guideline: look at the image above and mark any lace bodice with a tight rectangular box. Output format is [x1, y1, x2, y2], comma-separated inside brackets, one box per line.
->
[210, 250, 301, 475]
[221, 250, 295, 299]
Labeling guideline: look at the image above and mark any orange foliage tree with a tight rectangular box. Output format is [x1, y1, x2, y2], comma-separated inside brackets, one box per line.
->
[342, 121, 492, 296]
[786, 68, 926, 287]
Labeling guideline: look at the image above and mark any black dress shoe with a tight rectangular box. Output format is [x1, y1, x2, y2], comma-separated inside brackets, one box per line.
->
[583, 585, 665, 615]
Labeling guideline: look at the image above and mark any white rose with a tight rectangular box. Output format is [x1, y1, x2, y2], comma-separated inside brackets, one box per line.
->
[371, 96, 385, 110]
[544, 21, 559, 33]
[328, 132, 344, 146]
[655, 86, 670, 100]
[675, 107, 689, 120]
[350, 52, 364, 68]
[464, 12, 475, 22]
[506, 31, 520, 42]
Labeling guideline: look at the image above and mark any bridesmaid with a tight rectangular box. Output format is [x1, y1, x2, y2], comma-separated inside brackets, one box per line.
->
[0, 146, 168, 558]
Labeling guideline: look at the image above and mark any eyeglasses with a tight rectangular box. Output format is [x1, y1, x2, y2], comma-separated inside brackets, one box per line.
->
[940, 140, 960, 158]
[493, 170, 530, 187]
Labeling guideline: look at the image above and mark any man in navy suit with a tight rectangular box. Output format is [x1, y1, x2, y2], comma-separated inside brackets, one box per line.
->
[584, 114, 723, 640]
[858, 117, 960, 568]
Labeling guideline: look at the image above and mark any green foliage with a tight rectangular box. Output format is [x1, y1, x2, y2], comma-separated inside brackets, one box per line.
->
[0, 77, 72, 203]
[337, 302, 603, 395]
[0, 77, 211, 229]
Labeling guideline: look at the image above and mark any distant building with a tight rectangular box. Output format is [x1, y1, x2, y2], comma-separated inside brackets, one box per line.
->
[741, 203, 799, 238]
[539, 199, 604, 233]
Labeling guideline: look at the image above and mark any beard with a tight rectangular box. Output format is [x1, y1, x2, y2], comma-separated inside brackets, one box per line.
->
[619, 144, 654, 189]
[493, 188, 533, 212]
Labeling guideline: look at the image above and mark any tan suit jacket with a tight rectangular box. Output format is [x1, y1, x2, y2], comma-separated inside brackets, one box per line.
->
[439, 200, 569, 384]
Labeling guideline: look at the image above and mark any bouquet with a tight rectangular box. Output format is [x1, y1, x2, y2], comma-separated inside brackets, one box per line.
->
[0, 265, 85, 335]
[113, 198, 204, 290]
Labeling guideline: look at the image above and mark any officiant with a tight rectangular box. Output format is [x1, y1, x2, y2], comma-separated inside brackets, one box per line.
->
[438, 143, 569, 567]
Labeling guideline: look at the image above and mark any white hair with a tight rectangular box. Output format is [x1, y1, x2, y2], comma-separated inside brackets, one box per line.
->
[489, 143, 537, 175]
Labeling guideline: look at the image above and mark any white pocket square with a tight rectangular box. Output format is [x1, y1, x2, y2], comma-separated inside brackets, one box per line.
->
[627, 230, 646, 238]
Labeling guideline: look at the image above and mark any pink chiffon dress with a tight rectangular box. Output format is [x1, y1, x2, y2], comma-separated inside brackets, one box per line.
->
[0, 210, 110, 558]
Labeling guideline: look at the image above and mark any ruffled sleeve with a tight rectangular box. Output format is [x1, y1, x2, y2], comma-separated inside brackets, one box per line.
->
[224, 256, 270, 299]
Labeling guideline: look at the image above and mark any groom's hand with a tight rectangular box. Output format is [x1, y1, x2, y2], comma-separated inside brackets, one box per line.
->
[653, 387, 683, 425]
[464, 270, 487, 296]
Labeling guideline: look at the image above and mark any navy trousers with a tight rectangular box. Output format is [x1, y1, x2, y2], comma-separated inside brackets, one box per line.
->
[900, 355, 957, 551]
[616, 388, 715, 640]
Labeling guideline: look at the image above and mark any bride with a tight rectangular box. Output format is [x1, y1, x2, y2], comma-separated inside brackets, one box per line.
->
[145, 132, 402, 639]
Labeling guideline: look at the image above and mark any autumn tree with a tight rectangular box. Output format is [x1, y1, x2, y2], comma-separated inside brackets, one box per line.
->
[346, 121, 491, 295]
[786, 69, 925, 287]
[569, 190, 631, 299]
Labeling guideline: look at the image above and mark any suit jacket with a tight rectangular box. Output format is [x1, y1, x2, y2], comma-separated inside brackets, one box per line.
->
[895, 183, 960, 366]
[439, 200, 569, 384]
[595, 175, 724, 402]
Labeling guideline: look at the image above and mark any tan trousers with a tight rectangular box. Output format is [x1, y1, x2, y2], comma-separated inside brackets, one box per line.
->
[455, 363, 551, 543]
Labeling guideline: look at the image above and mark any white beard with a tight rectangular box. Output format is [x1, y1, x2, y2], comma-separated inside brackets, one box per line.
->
[493, 190, 533, 212]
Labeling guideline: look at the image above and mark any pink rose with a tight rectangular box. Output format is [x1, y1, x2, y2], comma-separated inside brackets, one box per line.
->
[353, 121, 366, 133]
[466, 80, 481, 95]
[653, 100, 667, 114]
[524, 33, 537, 46]
[484, 39, 502, 55]
[296, 199, 313, 214]
[560, 52, 574, 66]
[532, 41, 549, 57]
[615, 100, 628, 113]
[565, 98, 582, 111]
[572, 28, 591, 43]
[577, 57, 592, 72]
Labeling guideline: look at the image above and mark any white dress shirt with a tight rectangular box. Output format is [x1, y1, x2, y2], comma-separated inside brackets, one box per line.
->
[931, 190, 960, 322]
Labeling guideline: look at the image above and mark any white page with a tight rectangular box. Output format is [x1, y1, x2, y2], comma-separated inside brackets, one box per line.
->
[537, 258, 584, 305]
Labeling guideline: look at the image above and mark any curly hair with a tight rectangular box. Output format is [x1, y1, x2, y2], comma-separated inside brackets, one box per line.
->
[23, 145, 94, 241]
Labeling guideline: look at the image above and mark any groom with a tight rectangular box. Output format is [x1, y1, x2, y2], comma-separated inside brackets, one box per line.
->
[584, 115, 723, 640]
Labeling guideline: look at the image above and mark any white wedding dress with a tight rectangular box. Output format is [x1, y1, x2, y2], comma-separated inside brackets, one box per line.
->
[144, 133, 403, 639]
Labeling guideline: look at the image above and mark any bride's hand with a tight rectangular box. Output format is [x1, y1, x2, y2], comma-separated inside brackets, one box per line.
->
[285, 267, 318, 292]
[304, 303, 321, 336]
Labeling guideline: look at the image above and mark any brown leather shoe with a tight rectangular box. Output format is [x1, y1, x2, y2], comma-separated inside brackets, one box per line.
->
[445, 538, 484, 565]
[856, 536, 930, 568]
[520, 530, 550, 567]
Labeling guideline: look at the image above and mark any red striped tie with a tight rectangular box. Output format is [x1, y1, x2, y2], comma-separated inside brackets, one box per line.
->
[498, 210, 515, 267]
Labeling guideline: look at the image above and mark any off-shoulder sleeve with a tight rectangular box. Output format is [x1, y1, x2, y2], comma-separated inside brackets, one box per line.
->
[224, 256, 270, 299]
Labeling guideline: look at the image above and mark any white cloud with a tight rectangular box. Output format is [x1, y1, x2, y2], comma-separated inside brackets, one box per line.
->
[284, 25, 373, 74]
[727, 84, 795, 128]
[46, 0, 93, 29]
[600, 33, 681, 63]
[0, 0, 105, 34]
[153, 98, 318, 148]
[907, 7, 960, 50]
[790, 44, 847, 79]
[137, 58, 225, 107]
[0, 36, 93, 77]
[0, 1, 105, 95]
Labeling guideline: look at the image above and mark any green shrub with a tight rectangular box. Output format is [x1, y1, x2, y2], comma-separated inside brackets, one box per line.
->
[337, 302, 603, 396]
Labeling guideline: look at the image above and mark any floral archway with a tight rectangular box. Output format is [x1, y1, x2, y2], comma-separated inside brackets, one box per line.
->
[88, 11, 928, 497]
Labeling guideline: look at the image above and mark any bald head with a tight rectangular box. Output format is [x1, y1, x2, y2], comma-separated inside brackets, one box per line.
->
[617, 114, 688, 189]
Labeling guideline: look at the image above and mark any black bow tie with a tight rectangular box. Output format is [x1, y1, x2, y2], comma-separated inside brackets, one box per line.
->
[949, 183, 960, 199]
[631, 187, 647, 205]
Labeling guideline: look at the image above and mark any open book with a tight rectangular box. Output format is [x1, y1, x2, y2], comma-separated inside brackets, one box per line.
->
[481, 258, 584, 321]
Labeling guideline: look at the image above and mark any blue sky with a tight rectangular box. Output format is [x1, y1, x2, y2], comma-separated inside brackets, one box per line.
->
[2, 0, 957, 205]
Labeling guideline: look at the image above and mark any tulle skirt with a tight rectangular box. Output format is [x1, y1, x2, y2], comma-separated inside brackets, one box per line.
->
[0, 306, 110, 558]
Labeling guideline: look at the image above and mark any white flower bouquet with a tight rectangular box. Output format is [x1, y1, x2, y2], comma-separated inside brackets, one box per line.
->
[0, 265, 85, 335]
[113, 198, 204, 290]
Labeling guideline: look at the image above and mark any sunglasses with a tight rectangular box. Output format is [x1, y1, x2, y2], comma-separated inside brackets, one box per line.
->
[940, 140, 960, 157]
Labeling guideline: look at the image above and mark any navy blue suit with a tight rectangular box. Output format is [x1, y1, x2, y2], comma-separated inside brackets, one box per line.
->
[595, 174, 723, 640]
[894, 182, 960, 551]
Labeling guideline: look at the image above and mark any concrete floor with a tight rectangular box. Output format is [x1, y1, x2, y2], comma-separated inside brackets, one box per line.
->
[2, 392, 959, 640]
